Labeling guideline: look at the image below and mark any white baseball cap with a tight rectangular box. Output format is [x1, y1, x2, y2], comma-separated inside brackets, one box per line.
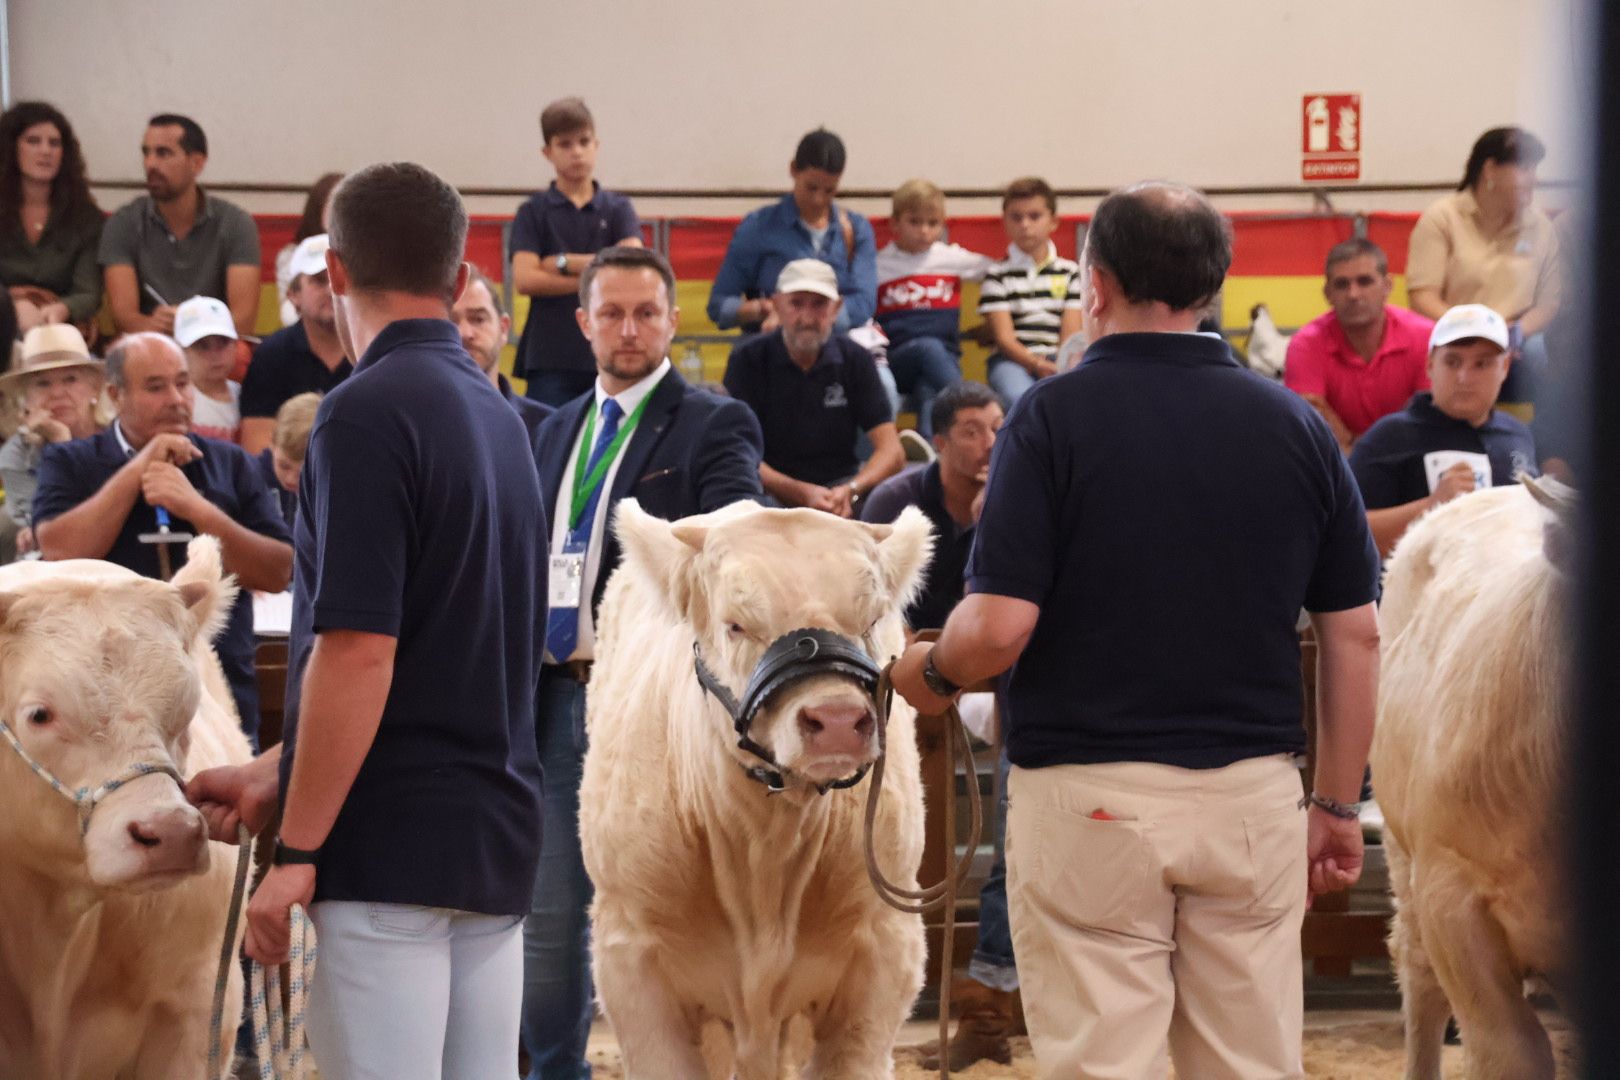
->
[773, 258, 841, 301]
[173, 296, 238, 347]
[287, 233, 331, 281]
[1429, 303, 1510, 353]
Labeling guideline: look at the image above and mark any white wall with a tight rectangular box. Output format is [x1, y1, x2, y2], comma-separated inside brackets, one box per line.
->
[12, 0, 1577, 213]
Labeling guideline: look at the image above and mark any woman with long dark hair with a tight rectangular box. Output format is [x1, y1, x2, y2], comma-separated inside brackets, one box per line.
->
[1406, 127, 1561, 407]
[0, 101, 103, 332]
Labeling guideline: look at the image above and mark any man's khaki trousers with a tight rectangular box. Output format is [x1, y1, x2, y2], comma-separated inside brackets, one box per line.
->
[1006, 754, 1307, 1080]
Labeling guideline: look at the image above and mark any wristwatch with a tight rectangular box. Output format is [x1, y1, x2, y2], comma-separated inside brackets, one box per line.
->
[921, 650, 962, 698]
[555, 253, 569, 275]
[272, 839, 321, 866]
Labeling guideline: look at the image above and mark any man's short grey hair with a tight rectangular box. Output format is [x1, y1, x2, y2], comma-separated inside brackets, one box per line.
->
[104, 332, 182, 389]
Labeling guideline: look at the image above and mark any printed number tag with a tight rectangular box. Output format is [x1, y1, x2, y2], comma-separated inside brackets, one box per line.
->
[549, 552, 585, 610]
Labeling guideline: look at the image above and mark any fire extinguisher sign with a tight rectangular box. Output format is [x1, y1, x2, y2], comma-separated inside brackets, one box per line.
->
[1302, 93, 1361, 182]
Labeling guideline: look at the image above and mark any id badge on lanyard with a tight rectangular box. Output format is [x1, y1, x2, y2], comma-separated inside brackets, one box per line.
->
[549, 534, 587, 611]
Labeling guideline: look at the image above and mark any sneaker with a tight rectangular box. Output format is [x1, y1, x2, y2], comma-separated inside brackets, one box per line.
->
[899, 428, 935, 463]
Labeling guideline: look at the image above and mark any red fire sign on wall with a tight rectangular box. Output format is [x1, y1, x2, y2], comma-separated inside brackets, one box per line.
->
[1302, 93, 1361, 182]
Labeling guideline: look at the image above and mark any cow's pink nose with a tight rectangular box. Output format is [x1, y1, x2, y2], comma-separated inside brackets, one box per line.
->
[124, 807, 206, 870]
[798, 703, 876, 757]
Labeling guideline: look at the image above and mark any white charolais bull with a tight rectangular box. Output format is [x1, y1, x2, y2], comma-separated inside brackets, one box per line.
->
[1372, 477, 1574, 1080]
[0, 537, 253, 1080]
[581, 500, 934, 1080]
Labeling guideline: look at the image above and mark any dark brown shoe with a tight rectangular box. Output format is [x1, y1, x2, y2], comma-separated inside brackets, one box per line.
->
[918, 978, 1019, 1071]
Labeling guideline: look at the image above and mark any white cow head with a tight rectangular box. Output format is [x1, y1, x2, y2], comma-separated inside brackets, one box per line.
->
[617, 501, 932, 788]
[0, 540, 234, 891]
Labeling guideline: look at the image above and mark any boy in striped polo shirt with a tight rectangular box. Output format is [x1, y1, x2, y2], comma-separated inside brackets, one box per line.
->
[979, 177, 1083, 406]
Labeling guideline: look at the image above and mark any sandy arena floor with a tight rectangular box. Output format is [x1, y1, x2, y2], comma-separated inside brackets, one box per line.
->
[576, 1009, 1578, 1079]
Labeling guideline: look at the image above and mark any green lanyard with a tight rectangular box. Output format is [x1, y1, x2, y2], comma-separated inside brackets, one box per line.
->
[568, 393, 653, 532]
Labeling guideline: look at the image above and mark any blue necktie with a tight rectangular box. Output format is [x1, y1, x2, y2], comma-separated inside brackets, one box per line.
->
[545, 398, 624, 662]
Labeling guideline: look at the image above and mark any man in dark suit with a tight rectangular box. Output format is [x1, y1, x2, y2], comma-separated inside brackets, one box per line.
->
[522, 244, 763, 1079]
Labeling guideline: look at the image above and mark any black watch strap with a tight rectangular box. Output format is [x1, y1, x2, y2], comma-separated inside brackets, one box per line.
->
[922, 650, 962, 697]
[272, 839, 321, 866]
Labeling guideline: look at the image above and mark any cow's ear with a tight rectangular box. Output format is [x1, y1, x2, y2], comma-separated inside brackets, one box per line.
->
[615, 500, 703, 618]
[870, 506, 935, 609]
[169, 536, 237, 645]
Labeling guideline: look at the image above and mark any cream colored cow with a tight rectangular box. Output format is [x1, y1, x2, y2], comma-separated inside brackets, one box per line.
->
[0, 538, 253, 1079]
[1372, 478, 1574, 1080]
[582, 500, 933, 1080]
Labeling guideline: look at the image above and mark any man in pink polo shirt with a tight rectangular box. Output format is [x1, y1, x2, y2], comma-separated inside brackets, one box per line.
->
[1285, 238, 1435, 452]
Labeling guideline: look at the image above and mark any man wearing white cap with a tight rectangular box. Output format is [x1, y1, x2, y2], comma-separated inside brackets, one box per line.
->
[240, 233, 351, 455]
[174, 295, 242, 442]
[1349, 303, 1538, 556]
[722, 257, 902, 516]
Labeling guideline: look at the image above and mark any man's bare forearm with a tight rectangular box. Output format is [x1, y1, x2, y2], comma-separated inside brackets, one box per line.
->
[37, 462, 144, 560]
[1310, 604, 1379, 804]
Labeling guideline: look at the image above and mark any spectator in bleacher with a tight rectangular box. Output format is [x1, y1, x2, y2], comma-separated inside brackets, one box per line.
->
[453, 265, 551, 439]
[274, 171, 343, 326]
[978, 177, 1082, 407]
[1406, 127, 1560, 408]
[707, 128, 877, 338]
[240, 233, 351, 455]
[256, 391, 320, 528]
[33, 332, 292, 743]
[99, 115, 260, 338]
[861, 381, 1002, 629]
[0, 324, 107, 557]
[1284, 238, 1434, 452]
[874, 179, 991, 437]
[509, 97, 643, 408]
[175, 295, 242, 443]
[0, 102, 103, 335]
[1349, 304, 1536, 557]
[724, 258, 901, 516]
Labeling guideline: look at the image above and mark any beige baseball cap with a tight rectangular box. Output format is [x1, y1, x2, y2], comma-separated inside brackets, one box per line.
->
[1429, 303, 1510, 353]
[174, 295, 238, 347]
[773, 258, 841, 301]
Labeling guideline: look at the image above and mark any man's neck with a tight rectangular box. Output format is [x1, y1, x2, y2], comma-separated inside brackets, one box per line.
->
[787, 347, 819, 372]
[155, 186, 201, 236]
[340, 293, 449, 363]
[303, 317, 350, 371]
[937, 465, 981, 527]
[485, 366, 502, 390]
[555, 175, 594, 207]
[1092, 307, 1202, 337]
[1340, 310, 1387, 362]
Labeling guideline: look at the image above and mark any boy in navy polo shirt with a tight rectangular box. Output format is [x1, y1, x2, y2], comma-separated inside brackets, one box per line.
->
[892, 182, 1380, 1079]
[509, 98, 643, 407]
[1351, 303, 1538, 557]
[189, 163, 546, 1078]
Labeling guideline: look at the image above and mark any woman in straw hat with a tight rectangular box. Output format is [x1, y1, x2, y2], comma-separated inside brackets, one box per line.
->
[0, 323, 108, 556]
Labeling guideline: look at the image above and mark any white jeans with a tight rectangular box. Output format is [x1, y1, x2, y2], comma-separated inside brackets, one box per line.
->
[306, 901, 525, 1080]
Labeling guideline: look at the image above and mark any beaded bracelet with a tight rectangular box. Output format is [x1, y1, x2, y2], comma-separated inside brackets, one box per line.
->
[1299, 791, 1361, 820]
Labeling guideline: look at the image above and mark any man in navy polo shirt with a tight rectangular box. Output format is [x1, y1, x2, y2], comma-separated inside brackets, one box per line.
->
[892, 182, 1382, 1079]
[1350, 303, 1538, 557]
[188, 163, 546, 1079]
[33, 332, 292, 745]
[508, 98, 643, 408]
[724, 257, 903, 517]
[524, 245, 762, 1078]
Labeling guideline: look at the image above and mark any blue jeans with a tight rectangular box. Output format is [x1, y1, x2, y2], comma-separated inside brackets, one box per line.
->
[969, 748, 1018, 990]
[986, 354, 1037, 409]
[887, 337, 962, 437]
[525, 369, 596, 409]
[520, 670, 593, 1080]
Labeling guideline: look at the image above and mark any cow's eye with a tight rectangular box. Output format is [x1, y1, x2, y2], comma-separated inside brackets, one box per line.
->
[25, 705, 50, 726]
[727, 623, 746, 637]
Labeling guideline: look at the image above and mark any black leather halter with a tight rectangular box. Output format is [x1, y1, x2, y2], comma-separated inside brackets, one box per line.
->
[693, 627, 882, 795]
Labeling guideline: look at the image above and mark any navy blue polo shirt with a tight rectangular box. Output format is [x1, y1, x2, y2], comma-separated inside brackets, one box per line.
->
[969, 332, 1379, 770]
[280, 318, 546, 915]
[723, 331, 892, 486]
[510, 182, 641, 377]
[33, 427, 291, 745]
[240, 320, 353, 419]
[861, 462, 972, 631]
[1348, 392, 1538, 510]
